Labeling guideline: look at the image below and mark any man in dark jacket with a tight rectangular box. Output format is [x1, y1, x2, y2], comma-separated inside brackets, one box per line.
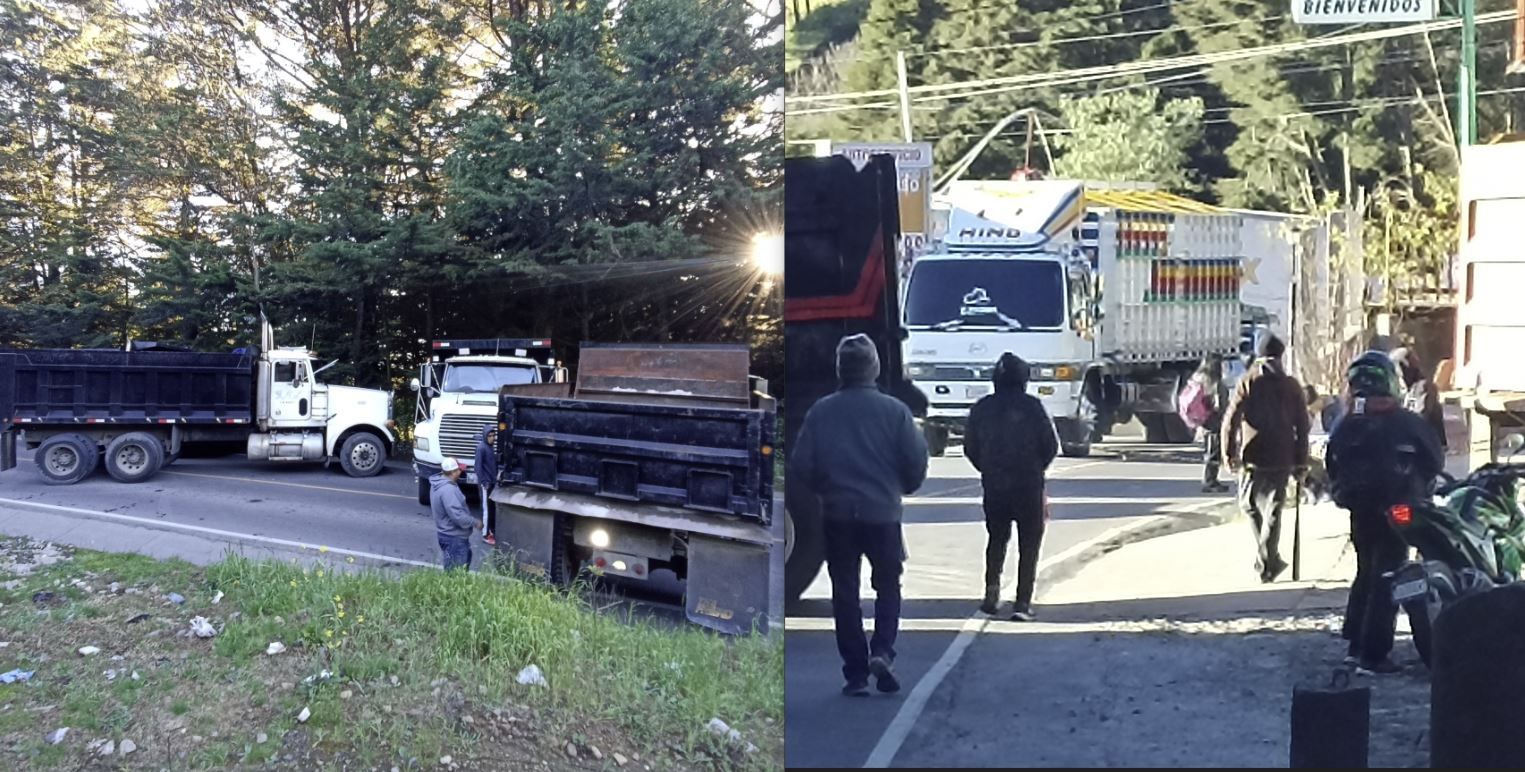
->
[475, 428, 500, 546]
[431, 457, 482, 571]
[964, 352, 1059, 620]
[1222, 335, 1310, 583]
[1327, 351, 1444, 675]
[792, 333, 929, 697]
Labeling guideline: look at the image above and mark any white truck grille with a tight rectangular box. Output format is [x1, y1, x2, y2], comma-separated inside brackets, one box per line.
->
[439, 414, 496, 462]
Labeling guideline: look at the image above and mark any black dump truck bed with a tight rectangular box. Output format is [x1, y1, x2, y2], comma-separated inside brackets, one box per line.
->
[0, 347, 256, 426]
[496, 343, 774, 523]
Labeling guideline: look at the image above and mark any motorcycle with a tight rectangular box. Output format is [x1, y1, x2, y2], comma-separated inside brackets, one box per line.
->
[1384, 433, 1525, 667]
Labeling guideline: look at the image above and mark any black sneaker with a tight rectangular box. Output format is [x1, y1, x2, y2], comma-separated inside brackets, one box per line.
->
[980, 584, 1001, 616]
[868, 656, 900, 694]
[1355, 658, 1403, 676]
[1261, 557, 1289, 584]
[1011, 607, 1037, 622]
[842, 680, 871, 697]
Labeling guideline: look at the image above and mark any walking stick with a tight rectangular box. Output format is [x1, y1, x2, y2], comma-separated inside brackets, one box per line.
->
[1292, 471, 1303, 582]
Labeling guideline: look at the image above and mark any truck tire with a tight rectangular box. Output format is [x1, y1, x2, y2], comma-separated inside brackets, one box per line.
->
[104, 432, 165, 483]
[1141, 414, 1170, 444]
[784, 488, 826, 605]
[35, 435, 97, 485]
[1056, 419, 1092, 458]
[339, 432, 385, 478]
[417, 475, 431, 507]
[1163, 414, 1195, 444]
[925, 425, 949, 458]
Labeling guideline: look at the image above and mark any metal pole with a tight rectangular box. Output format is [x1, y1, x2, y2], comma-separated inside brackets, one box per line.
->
[896, 51, 913, 142]
[1459, 0, 1478, 147]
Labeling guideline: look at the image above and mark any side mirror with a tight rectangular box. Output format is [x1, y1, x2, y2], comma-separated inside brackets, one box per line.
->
[1504, 433, 1525, 457]
[409, 377, 421, 393]
[898, 327, 911, 342]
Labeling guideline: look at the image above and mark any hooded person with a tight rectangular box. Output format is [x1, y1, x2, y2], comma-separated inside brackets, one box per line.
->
[1221, 334, 1311, 583]
[430, 457, 482, 571]
[1387, 347, 1447, 450]
[964, 352, 1060, 620]
[1326, 350, 1444, 675]
[475, 427, 500, 545]
[791, 333, 929, 698]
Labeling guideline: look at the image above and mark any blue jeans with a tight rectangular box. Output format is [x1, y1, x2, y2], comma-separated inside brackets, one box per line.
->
[438, 535, 472, 571]
[824, 518, 904, 684]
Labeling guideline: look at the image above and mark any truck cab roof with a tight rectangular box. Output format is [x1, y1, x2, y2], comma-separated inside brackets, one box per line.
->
[445, 355, 542, 366]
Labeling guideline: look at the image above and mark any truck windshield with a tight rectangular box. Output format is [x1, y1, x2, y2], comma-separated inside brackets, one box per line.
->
[905, 259, 1065, 329]
[442, 364, 540, 393]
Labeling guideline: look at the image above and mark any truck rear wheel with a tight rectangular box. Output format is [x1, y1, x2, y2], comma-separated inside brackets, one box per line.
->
[104, 432, 165, 483]
[925, 425, 949, 458]
[36, 435, 98, 485]
[784, 489, 825, 605]
[1056, 419, 1092, 458]
[339, 432, 385, 478]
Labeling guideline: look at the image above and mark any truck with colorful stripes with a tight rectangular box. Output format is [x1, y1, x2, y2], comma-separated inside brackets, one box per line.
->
[904, 180, 1305, 455]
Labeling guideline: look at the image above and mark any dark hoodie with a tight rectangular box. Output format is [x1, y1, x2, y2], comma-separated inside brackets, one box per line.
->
[430, 472, 476, 538]
[1326, 395, 1444, 513]
[475, 428, 499, 489]
[790, 334, 929, 524]
[1389, 348, 1447, 449]
[964, 353, 1059, 492]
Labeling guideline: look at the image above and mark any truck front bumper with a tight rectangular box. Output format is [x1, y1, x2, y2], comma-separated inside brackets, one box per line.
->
[413, 459, 480, 487]
[919, 380, 1084, 430]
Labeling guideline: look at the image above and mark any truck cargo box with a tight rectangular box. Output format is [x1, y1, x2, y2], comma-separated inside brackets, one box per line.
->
[496, 343, 775, 523]
[0, 348, 256, 426]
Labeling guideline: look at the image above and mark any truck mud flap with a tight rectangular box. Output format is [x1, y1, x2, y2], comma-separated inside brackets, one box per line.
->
[685, 535, 770, 636]
[0, 431, 14, 474]
[498, 506, 558, 582]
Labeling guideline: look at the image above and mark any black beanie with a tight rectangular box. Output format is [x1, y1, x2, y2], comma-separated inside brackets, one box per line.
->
[836, 334, 881, 386]
[1259, 334, 1286, 359]
[993, 352, 1030, 392]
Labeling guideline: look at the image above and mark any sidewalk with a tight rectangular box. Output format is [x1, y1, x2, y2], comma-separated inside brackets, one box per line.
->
[890, 499, 1433, 769]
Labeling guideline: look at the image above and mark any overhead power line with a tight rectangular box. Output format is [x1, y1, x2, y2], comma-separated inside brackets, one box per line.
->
[788, 10, 1513, 109]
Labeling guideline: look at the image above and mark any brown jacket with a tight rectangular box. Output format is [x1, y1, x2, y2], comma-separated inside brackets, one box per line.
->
[1221, 357, 1310, 471]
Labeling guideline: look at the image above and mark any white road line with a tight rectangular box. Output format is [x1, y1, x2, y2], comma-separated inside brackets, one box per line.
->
[860, 497, 1227, 768]
[160, 470, 416, 501]
[0, 496, 437, 568]
[904, 495, 1192, 506]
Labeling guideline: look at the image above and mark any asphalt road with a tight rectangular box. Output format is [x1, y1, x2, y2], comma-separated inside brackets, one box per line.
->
[0, 450, 785, 632]
[784, 429, 1237, 769]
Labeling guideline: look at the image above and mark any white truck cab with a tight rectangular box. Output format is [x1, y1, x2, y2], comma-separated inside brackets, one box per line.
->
[250, 338, 396, 476]
[410, 338, 565, 504]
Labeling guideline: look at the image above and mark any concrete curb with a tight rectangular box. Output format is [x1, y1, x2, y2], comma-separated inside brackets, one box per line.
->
[1035, 498, 1241, 593]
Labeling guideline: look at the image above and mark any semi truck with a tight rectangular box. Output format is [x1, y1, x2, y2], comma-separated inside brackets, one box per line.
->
[409, 338, 566, 505]
[0, 320, 395, 484]
[1451, 138, 1525, 468]
[905, 180, 1306, 455]
[782, 153, 926, 605]
[491, 343, 777, 635]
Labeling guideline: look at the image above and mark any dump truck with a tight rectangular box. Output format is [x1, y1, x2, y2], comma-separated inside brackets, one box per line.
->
[0, 319, 395, 484]
[410, 338, 566, 505]
[490, 343, 777, 635]
[782, 153, 926, 605]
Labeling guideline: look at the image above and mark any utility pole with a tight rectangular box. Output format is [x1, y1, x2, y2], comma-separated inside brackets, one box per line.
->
[1459, 0, 1478, 147]
[896, 50, 913, 142]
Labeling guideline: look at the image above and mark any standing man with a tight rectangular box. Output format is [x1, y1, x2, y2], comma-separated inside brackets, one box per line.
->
[476, 427, 500, 546]
[1222, 335, 1310, 583]
[964, 352, 1059, 621]
[1327, 351, 1444, 674]
[431, 457, 482, 571]
[791, 333, 929, 698]
[1190, 354, 1232, 494]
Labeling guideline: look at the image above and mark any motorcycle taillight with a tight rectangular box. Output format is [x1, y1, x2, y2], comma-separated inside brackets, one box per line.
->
[1389, 503, 1414, 528]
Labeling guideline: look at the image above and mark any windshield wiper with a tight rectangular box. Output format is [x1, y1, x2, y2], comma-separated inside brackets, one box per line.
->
[931, 319, 965, 331]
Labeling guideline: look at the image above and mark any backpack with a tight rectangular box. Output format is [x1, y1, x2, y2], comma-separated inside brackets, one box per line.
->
[1329, 413, 1422, 511]
[1178, 379, 1213, 430]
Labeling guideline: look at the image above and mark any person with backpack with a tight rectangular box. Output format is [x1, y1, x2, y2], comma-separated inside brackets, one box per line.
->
[1388, 347, 1447, 450]
[1182, 354, 1231, 493]
[1326, 351, 1445, 675]
[965, 352, 1060, 621]
[1221, 335, 1310, 583]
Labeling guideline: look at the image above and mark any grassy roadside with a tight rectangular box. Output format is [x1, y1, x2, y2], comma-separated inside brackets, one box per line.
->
[0, 538, 782, 770]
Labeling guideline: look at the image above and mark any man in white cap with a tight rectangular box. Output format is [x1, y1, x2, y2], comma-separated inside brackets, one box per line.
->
[430, 457, 481, 570]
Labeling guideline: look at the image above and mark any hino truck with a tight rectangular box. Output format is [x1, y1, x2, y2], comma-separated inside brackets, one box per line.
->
[906, 181, 1274, 456]
[491, 343, 776, 635]
[1451, 138, 1525, 468]
[782, 153, 926, 605]
[0, 320, 395, 484]
[410, 338, 566, 505]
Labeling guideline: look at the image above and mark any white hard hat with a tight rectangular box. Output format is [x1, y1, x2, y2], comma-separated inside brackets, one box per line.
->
[441, 457, 461, 473]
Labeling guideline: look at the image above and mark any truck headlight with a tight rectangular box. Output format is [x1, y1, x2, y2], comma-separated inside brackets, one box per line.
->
[1032, 364, 1083, 382]
[415, 437, 430, 452]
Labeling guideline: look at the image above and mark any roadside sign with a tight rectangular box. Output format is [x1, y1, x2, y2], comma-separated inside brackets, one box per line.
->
[826, 142, 933, 260]
[1291, 0, 1435, 24]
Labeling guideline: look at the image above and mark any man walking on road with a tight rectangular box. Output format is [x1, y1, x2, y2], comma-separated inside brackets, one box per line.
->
[1222, 335, 1310, 583]
[1327, 351, 1444, 675]
[964, 352, 1059, 621]
[791, 333, 929, 698]
[476, 428, 500, 546]
[431, 457, 482, 571]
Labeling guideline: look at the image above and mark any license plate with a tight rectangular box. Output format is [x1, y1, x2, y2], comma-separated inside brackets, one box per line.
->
[966, 385, 990, 399]
[1393, 577, 1428, 602]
